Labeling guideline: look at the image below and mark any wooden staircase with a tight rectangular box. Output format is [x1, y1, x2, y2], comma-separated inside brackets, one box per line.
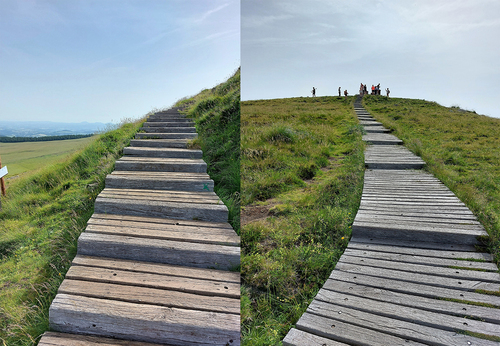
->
[39, 108, 240, 346]
[283, 97, 500, 346]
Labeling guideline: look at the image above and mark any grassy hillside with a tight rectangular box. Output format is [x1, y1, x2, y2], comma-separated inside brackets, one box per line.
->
[175, 68, 240, 233]
[1, 136, 97, 178]
[240, 96, 365, 345]
[0, 69, 240, 345]
[363, 95, 500, 264]
[0, 119, 145, 345]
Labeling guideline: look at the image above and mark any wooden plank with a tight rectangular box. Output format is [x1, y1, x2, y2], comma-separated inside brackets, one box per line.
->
[93, 197, 228, 222]
[49, 294, 240, 346]
[307, 300, 499, 346]
[71, 255, 240, 283]
[104, 175, 214, 192]
[335, 261, 500, 291]
[295, 312, 427, 346]
[128, 139, 189, 148]
[86, 219, 238, 238]
[135, 133, 197, 139]
[350, 236, 479, 252]
[322, 279, 500, 324]
[77, 233, 239, 270]
[99, 188, 222, 202]
[38, 332, 166, 346]
[123, 147, 202, 159]
[58, 279, 239, 314]
[90, 213, 232, 229]
[315, 288, 500, 337]
[64, 265, 239, 298]
[347, 241, 493, 261]
[343, 248, 498, 271]
[85, 223, 240, 246]
[282, 328, 350, 346]
[328, 270, 500, 307]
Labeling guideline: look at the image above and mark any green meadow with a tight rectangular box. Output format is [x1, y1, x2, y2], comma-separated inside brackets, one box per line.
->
[241, 96, 365, 345]
[1, 136, 97, 178]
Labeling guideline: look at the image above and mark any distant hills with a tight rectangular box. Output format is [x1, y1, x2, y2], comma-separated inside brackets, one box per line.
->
[0, 121, 113, 137]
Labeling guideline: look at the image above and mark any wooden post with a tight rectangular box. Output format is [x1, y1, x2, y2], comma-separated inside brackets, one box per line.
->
[0, 156, 6, 197]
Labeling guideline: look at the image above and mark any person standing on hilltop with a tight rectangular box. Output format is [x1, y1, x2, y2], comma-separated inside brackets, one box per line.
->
[344, 89, 348, 98]
[312, 87, 316, 97]
[338, 87, 341, 97]
[386, 88, 390, 97]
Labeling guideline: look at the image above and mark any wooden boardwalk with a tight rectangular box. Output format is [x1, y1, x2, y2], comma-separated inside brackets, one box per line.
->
[39, 108, 240, 346]
[283, 98, 500, 345]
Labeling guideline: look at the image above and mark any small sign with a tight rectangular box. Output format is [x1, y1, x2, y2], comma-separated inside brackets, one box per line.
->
[0, 166, 7, 179]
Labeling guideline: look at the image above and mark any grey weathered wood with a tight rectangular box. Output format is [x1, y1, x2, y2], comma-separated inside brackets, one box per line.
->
[64, 265, 239, 298]
[143, 122, 194, 127]
[307, 299, 499, 345]
[135, 132, 197, 139]
[129, 139, 189, 148]
[343, 248, 498, 271]
[282, 328, 350, 346]
[114, 157, 207, 172]
[94, 197, 228, 222]
[322, 279, 500, 324]
[105, 174, 214, 192]
[38, 331, 166, 346]
[139, 126, 196, 133]
[328, 270, 500, 307]
[350, 236, 479, 251]
[49, 294, 240, 346]
[58, 279, 240, 314]
[85, 222, 240, 246]
[123, 147, 203, 159]
[77, 233, 239, 270]
[296, 312, 427, 346]
[335, 261, 500, 291]
[71, 255, 240, 283]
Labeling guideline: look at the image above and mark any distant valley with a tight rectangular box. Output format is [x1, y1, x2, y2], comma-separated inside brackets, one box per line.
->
[0, 120, 113, 137]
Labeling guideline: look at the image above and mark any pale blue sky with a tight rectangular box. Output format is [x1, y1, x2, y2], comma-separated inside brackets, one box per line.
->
[0, 0, 240, 123]
[242, 0, 500, 118]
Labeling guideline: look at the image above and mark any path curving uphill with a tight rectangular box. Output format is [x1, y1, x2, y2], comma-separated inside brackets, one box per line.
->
[283, 97, 500, 346]
[38, 108, 240, 346]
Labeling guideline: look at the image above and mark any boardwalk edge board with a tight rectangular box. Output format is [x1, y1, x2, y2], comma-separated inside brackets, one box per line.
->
[283, 97, 499, 345]
[41, 107, 240, 345]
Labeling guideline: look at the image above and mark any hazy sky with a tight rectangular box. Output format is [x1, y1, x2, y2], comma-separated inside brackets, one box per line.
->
[242, 0, 500, 118]
[0, 0, 240, 123]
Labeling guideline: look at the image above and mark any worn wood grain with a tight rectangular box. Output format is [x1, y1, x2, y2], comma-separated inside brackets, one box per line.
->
[77, 233, 239, 270]
[71, 255, 240, 283]
[282, 328, 350, 346]
[49, 294, 240, 346]
[38, 332, 166, 346]
[90, 213, 232, 229]
[58, 279, 239, 314]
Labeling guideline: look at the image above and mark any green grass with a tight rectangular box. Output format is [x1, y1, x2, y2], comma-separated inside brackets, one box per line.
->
[240, 96, 365, 345]
[175, 68, 240, 233]
[362, 95, 500, 264]
[0, 119, 144, 345]
[1, 136, 97, 178]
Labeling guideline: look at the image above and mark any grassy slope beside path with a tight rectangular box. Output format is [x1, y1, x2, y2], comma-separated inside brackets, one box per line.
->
[363, 95, 500, 264]
[175, 68, 240, 233]
[0, 119, 144, 345]
[241, 96, 365, 345]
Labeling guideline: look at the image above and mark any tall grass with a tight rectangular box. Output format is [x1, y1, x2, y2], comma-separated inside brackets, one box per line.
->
[363, 95, 500, 264]
[175, 68, 240, 233]
[0, 118, 145, 345]
[240, 96, 365, 345]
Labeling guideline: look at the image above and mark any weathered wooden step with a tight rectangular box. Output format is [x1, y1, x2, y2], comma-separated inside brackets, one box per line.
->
[139, 127, 196, 133]
[123, 147, 202, 159]
[84, 219, 239, 246]
[94, 189, 228, 222]
[283, 328, 350, 346]
[143, 121, 194, 127]
[105, 171, 214, 191]
[129, 139, 189, 148]
[114, 157, 206, 172]
[135, 132, 197, 139]
[38, 331, 167, 346]
[77, 232, 239, 269]
[49, 294, 240, 345]
[363, 133, 403, 145]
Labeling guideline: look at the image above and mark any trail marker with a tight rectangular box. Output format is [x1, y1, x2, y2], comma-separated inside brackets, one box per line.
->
[0, 166, 7, 179]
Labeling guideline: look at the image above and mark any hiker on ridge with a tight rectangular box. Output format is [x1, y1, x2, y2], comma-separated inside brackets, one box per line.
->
[386, 88, 390, 97]
[338, 87, 341, 97]
[344, 89, 348, 98]
[312, 87, 316, 97]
